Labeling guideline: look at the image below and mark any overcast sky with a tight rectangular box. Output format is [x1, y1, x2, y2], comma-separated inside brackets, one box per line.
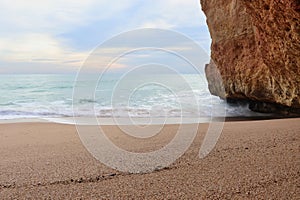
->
[0, 0, 211, 74]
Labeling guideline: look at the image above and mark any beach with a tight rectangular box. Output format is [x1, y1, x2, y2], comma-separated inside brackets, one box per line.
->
[0, 118, 299, 199]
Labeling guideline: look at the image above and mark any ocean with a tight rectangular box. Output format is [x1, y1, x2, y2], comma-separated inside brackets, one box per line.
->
[0, 74, 264, 123]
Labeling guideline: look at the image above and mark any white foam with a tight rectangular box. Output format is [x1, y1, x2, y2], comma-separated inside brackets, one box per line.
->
[0, 117, 216, 125]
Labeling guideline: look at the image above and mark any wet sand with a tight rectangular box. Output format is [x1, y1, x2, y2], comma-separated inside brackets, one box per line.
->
[0, 118, 299, 199]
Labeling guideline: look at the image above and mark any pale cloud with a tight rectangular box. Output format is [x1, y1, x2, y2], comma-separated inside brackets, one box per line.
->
[0, 0, 209, 73]
[134, 0, 206, 29]
[0, 33, 87, 67]
[0, 0, 139, 70]
[0, 0, 138, 34]
[141, 20, 175, 29]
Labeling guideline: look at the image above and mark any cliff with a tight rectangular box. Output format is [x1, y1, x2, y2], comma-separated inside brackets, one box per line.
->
[201, 0, 300, 114]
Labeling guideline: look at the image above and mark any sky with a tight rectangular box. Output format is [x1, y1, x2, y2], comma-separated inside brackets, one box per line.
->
[0, 0, 211, 74]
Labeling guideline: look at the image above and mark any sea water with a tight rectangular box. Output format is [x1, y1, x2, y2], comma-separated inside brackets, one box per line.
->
[0, 74, 264, 123]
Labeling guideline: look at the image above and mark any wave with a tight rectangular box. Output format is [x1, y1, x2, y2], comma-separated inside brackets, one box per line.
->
[0, 102, 16, 106]
[0, 110, 65, 120]
[0, 102, 268, 120]
[0, 74, 269, 120]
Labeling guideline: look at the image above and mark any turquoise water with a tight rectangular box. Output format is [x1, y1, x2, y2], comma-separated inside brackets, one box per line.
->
[0, 74, 74, 119]
[0, 74, 260, 120]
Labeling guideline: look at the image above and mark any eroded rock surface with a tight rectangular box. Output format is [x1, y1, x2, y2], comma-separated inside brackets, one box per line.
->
[201, 0, 300, 114]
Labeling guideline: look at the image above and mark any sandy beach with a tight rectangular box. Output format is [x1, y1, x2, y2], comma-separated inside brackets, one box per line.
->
[0, 118, 299, 199]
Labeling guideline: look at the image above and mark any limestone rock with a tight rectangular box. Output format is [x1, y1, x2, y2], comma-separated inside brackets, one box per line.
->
[201, 0, 300, 114]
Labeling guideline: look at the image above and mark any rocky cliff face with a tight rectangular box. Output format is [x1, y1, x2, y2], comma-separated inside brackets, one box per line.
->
[201, 0, 300, 114]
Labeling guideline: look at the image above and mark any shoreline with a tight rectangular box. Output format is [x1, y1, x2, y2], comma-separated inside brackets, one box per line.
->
[0, 115, 297, 125]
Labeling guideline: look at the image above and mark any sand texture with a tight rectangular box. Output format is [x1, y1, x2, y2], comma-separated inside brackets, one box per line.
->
[0, 118, 299, 199]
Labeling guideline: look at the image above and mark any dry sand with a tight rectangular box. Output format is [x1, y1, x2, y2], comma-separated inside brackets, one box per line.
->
[0, 118, 299, 199]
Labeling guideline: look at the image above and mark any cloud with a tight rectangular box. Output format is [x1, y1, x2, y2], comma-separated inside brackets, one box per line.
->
[0, 33, 87, 67]
[0, 0, 138, 35]
[0, 0, 209, 73]
[135, 0, 206, 29]
[0, 0, 141, 71]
